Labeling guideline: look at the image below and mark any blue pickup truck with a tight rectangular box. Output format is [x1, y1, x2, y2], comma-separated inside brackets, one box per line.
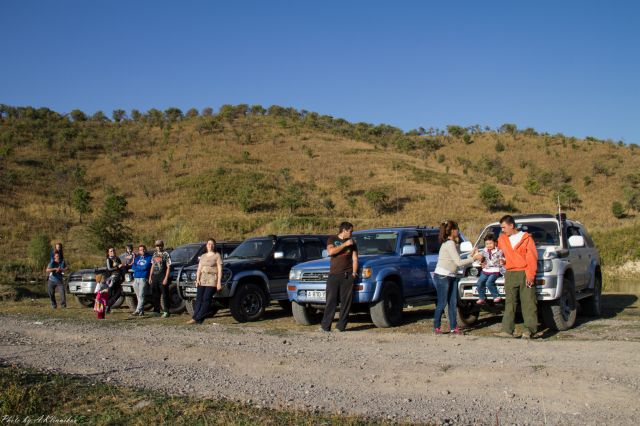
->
[287, 226, 465, 328]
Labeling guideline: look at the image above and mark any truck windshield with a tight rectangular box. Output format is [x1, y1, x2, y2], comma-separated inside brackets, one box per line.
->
[353, 232, 398, 255]
[228, 238, 275, 259]
[478, 222, 560, 248]
[170, 245, 201, 264]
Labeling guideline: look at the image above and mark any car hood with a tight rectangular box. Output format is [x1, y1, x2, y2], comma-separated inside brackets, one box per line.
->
[179, 258, 265, 272]
[292, 254, 394, 271]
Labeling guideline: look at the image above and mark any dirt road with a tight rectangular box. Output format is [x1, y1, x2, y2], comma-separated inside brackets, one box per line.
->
[1, 307, 639, 425]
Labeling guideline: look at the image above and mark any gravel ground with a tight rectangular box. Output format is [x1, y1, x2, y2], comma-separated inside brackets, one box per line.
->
[1, 313, 639, 425]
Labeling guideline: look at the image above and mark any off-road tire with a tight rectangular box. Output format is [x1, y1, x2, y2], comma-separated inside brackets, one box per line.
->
[230, 283, 267, 322]
[581, 275, 602, 317]
[74, 295, 94, 308]
[456, 301, 480, 327]
[161, 282, 186, 314]
[125, 296, 137, 313]
[370, 282, 404, 328]
[291, 301, 322, 325]
[541, 276, 577, 330]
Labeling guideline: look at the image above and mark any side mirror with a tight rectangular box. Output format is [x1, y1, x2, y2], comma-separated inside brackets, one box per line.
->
[401, 245, 417, 255]
[321, 249, 329, 258]
[273, 251, 284, 259]
[568, 235, 585, 248]
[460, 241, 473, 253]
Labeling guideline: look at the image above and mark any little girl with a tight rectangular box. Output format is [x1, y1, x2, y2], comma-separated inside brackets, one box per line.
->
[475, 233, 504, 305]
[94, 276, 109, 319]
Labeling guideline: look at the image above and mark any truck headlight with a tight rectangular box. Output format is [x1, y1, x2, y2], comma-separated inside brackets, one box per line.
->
[361, 267, 372, 279]
[468, 267, 480, 277]
[289, 269, 302, 280]
[189, 272, 197, 281]
[181, 273, 188, 281]
[543, 260, 553, 272]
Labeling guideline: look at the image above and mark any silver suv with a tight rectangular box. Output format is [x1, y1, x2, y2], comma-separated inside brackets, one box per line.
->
[457, 214, 602, 331]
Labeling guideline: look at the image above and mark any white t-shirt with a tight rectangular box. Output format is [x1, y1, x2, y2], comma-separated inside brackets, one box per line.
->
[509, 231, 524, 248]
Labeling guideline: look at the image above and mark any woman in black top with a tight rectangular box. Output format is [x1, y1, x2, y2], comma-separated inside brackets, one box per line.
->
[105, 247, 123, 311]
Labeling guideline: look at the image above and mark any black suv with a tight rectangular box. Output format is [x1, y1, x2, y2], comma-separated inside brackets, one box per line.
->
[177, 234, 330, 322]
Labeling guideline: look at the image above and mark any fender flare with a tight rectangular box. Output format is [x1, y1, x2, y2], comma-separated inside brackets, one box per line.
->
[229, 270, 270, 297]
[371, 268, 403, 302]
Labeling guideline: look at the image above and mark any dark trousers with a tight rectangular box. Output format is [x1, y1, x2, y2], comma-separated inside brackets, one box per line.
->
[321, 273, 354, 331]
[193, 286, 217, 323]
[151, 274, 171, 313]
[106, 275, 122, 309]
[47, 279, 66, 308]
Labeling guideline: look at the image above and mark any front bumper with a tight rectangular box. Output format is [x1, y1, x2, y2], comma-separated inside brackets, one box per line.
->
[458, 275, 559, 301]
[287, 280, 373, 305]
[68, 281, 96, 295]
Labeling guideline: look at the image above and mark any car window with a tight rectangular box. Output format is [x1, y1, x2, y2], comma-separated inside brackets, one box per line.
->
[353, 232, 398, 255]
[228, 238, 275, 259]
[169, 245, 201, 264]
[401, 232, 424, 255]
[302, 238, 324, 260]
[424, 233, 441, 254]
[276, 238, 301, 260]
[478, 223, 560, 248]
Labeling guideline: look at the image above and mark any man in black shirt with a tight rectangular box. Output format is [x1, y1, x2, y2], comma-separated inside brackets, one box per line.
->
[320, 222, 358, 332]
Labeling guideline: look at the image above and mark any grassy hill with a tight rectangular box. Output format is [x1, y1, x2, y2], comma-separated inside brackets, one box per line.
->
[1, 104, 639, 277]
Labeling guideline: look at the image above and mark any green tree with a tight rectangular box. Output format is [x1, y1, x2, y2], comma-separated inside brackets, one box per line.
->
[479, 183, 504, 211]
[463, 134, 473, 145]
[88, 187, 132, 252]
[612, 201, 625, 219]
[164, 107, 183, 123]
[27, 233, 51, 271]
[185, 108, 199, 118]
[146, 109, 164, 127]
[446, 125, 466, 138]
[555, 184, 581, 209]
[112, 109, 126, 123]
[91, 111, 109, 122]
[72, 187, 93, 224]
[524, 179, 541, 195]
[279, 183, 308, 214]
[130, 109, 142, 122]
[495, 140, 505, 152]
[201, 107, 214, 117]
[364, 188, 389, 216]
[251, 105, 266, 115]
[69, 109, 87, 122]
[499, 123, 517, 135]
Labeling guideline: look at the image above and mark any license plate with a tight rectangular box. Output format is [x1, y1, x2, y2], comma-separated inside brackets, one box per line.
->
[73, 286, 81, 292]
[185, 287, 197, 294]
[306, 290, 325, 301]
[122, 285, 133, 293]
[472, 286, 505, 296]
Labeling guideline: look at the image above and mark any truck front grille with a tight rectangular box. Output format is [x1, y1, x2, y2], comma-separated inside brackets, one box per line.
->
[300, 271, 329, 282]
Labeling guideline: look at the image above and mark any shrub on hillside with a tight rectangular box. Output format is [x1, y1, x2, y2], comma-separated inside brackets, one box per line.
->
[87, 187, 132, 252]
[612, 201, 626, 219]
[27, 233, 51, 271]
[554, 184, 581, 210]
[495, 140, 505, 152]
[524, 179, 541, 195]
[479, 183, 504, 211]
[364, 188, 390, 216]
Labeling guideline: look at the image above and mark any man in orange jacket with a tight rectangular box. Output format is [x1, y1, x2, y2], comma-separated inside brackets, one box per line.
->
[495, 215, 539, 338]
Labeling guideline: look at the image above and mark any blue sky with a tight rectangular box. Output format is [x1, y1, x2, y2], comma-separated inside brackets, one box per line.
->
[2, 0, 639, 143]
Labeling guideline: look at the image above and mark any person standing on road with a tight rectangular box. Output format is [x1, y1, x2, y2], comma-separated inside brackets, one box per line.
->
[495, 215, 539, 339]
[149, 240, 172, 318]
[105, 247, 124, 312]
[320, 222, 358, 332]
[188, 238, 223, 325]
[131, 245, 152, 316]
[433, 220, 483, 335]
[46, 252, 68, 309]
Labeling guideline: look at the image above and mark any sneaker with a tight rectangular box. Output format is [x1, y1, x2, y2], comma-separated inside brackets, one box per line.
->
[451, 327, 464, 335]
[336, 327, 346, 332]
[476, 299, 486, 305]
[494, 297, 503, 303]
[151, 312, 161, 317]
[521, 330, 532, 339]
[162, 312, 170, 318]
[494, 331, 515, 338]
[130, 311, 139, 316]
[138, 311, 144, 316]
[318, 327, 331, 333]
[187, 319, 197, 324]
[434, 327, 443, 335]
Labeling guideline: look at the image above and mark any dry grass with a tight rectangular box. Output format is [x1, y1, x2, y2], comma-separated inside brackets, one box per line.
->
[2, 114, 640, 271]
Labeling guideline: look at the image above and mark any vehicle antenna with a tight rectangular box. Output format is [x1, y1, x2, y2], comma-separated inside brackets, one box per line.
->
[557, 195, 564, 245]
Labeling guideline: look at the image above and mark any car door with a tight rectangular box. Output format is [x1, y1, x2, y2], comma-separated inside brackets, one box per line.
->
[269, 237, 302, 298]
[423, 231, 441, 293]
[566, 225, 588, 289]
[576, 224, 597, 288]
[399, 231, 427, 297]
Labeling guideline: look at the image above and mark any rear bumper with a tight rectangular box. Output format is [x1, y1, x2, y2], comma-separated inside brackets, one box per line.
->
[67, 281, 95, 295]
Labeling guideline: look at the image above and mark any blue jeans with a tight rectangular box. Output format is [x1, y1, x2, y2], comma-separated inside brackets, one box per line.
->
[434, 274, 459, 330]
[476, 273, 500, 300]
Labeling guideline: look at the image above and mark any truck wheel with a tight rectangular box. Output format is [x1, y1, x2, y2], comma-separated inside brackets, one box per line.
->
[74, 296, 94, 308]
[125, 296, 138, 313]
[161, 283, 186, 314]
[230, 283, 267, 322]
[541, 276, 577, 330]
[277, 300, 292, 313]
[456, 301, 479, 327]
[291, 301, 322, 325]
[581, 275, 602, 317]
[110, 294, 125, 309]
[370, 282, 403, 328]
